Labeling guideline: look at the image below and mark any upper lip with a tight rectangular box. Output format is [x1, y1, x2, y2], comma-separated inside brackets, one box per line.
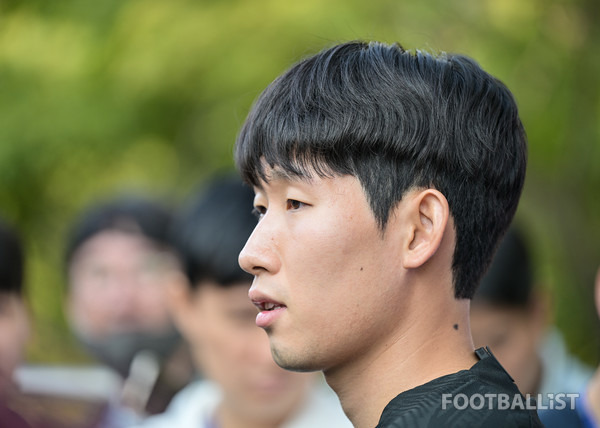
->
[249, 288, 286, 312]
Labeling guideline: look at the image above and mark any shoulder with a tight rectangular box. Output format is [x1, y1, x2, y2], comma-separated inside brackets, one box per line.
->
[376, 348, 544, 428]
[539, 407, 584, 428]
[539, 390, 593, 428]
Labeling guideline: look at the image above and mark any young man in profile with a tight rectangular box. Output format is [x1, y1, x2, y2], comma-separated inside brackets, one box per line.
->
[235, 41, 543, 427]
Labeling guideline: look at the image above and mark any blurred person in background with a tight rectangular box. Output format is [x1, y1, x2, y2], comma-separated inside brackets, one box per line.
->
[138, 175, 352, 428]
[470, 225, 592, 403]
[64, 196, 194, 426]
[0, 217, 32, 427]
[539, 266, 600, 427]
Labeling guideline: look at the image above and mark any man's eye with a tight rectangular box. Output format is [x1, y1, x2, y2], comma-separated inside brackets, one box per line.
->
[252, 205, 267, 219]
[286, 199, 305, 210]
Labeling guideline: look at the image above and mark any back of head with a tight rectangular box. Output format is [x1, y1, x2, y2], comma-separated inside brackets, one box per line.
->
[235, 40, 527, 299]
[171, 174, 255, 288]
[0, 218, 24, 296]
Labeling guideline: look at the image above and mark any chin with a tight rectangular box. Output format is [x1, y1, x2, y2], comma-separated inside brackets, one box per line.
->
[271, 347, 321, 373]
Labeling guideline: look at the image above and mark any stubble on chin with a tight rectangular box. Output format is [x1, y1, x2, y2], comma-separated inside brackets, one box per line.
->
[270, 344, 321, 373]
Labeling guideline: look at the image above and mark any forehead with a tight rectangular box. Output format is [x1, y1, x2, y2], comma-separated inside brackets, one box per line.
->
[256, 170, 375, 219]
[246, 149, 346, 186]
[253, 162, 331, 191]
[70, 230, 156, 263]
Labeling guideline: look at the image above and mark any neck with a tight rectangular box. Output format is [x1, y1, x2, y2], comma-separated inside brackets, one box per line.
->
[325, 298, 476, 428]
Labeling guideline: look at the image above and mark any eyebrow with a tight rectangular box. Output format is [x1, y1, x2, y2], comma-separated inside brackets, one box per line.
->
[255, 167, 307, 191]
[268, 168, 296, 182]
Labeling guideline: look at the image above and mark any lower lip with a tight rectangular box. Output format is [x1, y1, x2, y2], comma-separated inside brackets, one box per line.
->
[256, 307, 286, 328]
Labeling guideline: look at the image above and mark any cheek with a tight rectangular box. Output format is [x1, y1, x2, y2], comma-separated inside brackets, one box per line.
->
[69, 286, 106, 332]
[293, 208, 371, 271]
[288, 213, 389, 305]
[285, 223, 397, 349]
[136, 285, 171, 328]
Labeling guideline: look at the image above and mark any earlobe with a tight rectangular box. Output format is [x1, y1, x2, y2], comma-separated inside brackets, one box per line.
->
[403, 189, 449, 269]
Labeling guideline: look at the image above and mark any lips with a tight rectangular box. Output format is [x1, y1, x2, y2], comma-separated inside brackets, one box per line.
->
[249, 289, 286, 328]
[255, 301, 286, 311]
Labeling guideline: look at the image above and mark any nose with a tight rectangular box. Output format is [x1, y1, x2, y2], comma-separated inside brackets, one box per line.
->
[238, 218, 279, 276]
[106, 273, 139, 319]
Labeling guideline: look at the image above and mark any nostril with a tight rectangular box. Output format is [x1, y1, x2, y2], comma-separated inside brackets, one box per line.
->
[238, 244, 265, 275]
[251, 265, 267, 274]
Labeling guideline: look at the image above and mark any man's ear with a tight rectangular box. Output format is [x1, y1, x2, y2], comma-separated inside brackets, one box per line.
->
[402, 189, 449, 269]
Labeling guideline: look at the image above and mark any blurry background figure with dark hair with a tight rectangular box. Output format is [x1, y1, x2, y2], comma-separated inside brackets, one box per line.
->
[539, 267, 600, 427]
[139, 174, 352, 428]
[470, 225, 592, 403]
[63, 196, 194, 426]
[0, 217, 32, 427]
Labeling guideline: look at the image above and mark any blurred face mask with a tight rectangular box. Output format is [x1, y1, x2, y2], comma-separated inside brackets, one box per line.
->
[73, 327, 181, 378]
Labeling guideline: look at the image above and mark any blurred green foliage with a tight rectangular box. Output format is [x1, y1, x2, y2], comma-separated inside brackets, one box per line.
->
[0, 0, 598, 364]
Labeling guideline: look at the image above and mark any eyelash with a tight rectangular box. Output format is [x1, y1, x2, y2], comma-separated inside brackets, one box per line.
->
[251, 206, 266, 219]
[251, 199, 306, 220]
[286, 199, 304, 211]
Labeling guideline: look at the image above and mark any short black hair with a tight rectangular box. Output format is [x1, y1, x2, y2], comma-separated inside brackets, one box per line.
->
[235, 41, 527, 299]
[473, 226, 533, 307]
[0, 217, 24, 295]
[171, 174, 255, 288]
[65, 196, 173, 267]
